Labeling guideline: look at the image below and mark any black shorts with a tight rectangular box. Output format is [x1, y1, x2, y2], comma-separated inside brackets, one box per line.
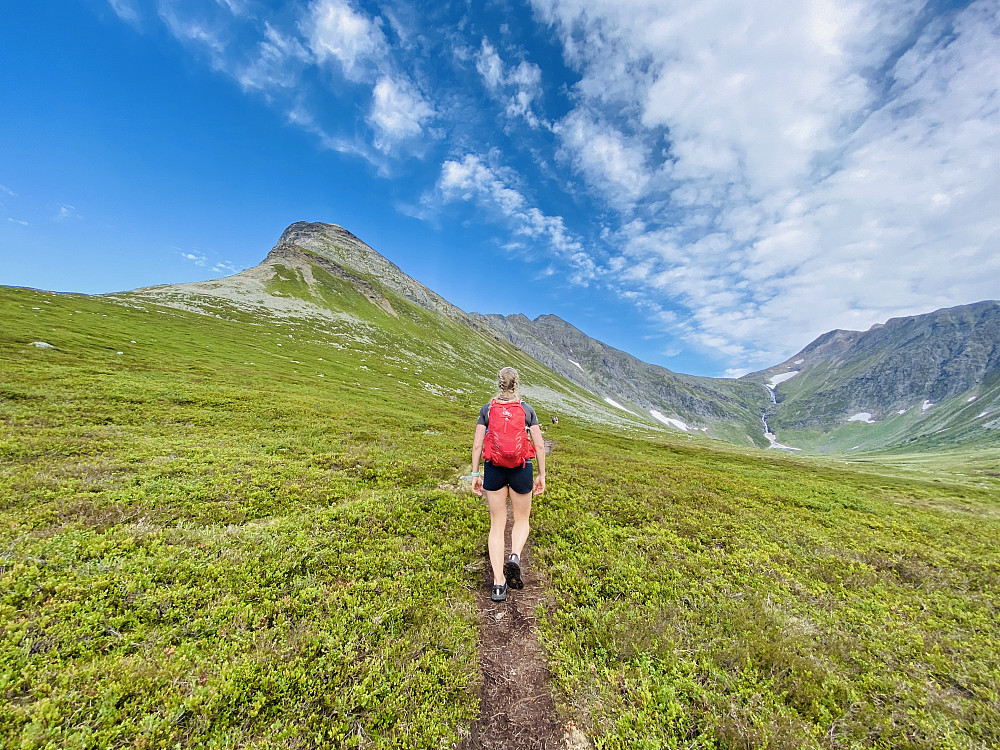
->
[483, 460, 534, 495]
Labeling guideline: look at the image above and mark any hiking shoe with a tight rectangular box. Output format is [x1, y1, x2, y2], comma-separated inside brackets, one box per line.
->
[491, 582, 507, 602]
[504, 559, 523, 590]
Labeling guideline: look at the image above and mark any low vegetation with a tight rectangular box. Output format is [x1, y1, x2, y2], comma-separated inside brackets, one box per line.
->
[2, 285, 998, 749]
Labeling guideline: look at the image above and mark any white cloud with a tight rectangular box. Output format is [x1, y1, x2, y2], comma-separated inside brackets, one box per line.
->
[286, 103, 371, 159]
[368, 76, 435, 150]
[436, 154, 597, 284]
[237, 23, 310, 92]
[475, 39, 545, 128]
[181, 252, 208, 266]
[0, 184, 16, 197]
[212, 260, 240, 274]
[8, 218, 29, 226]
[555, 109, 651, 208]
[56, 205, 81, 220]
[307, 0, 386, 81]
[159, 6, 226, 58]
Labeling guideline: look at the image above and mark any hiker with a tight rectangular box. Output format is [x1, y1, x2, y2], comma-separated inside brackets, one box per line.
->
[470, 367, 546, 603]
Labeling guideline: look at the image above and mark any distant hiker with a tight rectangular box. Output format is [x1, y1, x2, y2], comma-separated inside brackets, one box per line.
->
[551, 416, 559, 425]
[470, 367, 546, 603]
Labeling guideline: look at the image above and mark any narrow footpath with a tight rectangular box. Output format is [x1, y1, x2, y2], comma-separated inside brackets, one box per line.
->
[460, 509, 590, 750]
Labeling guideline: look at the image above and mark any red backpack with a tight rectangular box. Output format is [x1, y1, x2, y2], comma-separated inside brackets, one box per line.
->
[484, 399, 536, 468]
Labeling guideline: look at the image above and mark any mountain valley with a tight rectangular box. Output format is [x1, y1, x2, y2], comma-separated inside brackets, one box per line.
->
[2, 222, 999, 749]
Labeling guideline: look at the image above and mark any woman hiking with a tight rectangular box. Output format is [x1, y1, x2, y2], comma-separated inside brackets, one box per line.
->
[470, 367, 546, 602]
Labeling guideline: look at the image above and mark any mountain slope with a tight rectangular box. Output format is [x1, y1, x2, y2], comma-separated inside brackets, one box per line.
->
[746, 301, 1000, 452]
[118, 222, 662, 434]
[473, 312, 770, 445]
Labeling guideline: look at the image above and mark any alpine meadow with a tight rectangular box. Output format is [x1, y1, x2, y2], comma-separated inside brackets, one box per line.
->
[2, 224, 999, 750]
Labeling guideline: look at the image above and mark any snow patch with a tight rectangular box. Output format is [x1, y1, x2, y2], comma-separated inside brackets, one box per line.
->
[604, 397, 639, 416]
[649, 410, 688, 431]
[967, 395, 978, 402]
[31, 341, 55, 349]
[794, 359, 804, 365]
[922, 400, 933, 412]
[769, 371, 799, 387]
[897, 409, 908, 415]
[848, 412, 876, 424]
[976, 410, 990, 419]
[568, 359, 585, 373]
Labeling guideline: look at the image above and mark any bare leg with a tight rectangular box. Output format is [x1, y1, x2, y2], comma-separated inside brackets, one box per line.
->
[509, 489, 533, 560]
[485, 487, 510, 585]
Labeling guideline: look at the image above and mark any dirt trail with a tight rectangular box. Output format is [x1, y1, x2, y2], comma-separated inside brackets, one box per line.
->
[460, 510, 590, 750]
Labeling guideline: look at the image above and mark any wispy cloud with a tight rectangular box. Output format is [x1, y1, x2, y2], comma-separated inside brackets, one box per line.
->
[178, 248, 240, 274]
[8, 218, 29, 226]
[0, 184, 18, 197]
[212, 260, 240, 274]
[107, 0, 140, 25]
[56, 205, 81, 220]
[180, 251, 208, 266]
[126, 0, 434, 166]
[436, 153, 598, 285]
[237, 23, 311, 93]
[475, 39, 546, 128]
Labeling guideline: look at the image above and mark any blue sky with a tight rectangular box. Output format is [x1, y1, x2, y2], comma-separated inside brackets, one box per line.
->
[2, 0, 998, 377]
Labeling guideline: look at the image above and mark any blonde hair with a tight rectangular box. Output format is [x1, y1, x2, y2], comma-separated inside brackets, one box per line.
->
[496, 367, 520, 401]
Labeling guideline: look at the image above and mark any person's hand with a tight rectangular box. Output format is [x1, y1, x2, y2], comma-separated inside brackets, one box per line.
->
[472, 475, 484, 497]
[533, 474, 545, 496]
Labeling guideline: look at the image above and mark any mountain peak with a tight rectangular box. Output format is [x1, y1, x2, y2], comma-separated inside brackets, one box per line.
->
[266, 222, 467, 321]
[270, 222, 390, 274]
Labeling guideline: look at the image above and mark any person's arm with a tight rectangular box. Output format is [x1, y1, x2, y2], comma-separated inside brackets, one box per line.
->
[529, 424, 545, 495]
[471, 423, 487, 496]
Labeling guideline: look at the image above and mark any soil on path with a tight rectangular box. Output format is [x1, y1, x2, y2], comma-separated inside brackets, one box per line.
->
[459, 511, 590, 750]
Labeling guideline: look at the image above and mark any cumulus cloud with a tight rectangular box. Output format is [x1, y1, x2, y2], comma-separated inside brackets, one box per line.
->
[368, 76, 435, 150]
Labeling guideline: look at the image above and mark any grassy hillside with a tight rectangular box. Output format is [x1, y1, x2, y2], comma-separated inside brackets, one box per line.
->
[2, 283, 999, 749]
